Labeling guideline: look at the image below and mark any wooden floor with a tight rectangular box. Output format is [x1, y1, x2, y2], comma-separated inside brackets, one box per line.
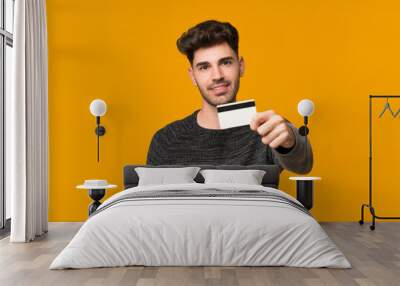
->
[0, 222, 399, 286]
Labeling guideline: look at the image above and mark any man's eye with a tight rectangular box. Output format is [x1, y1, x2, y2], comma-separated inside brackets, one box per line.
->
[199, 65, 208, 70]
[223, 60, 232, 65]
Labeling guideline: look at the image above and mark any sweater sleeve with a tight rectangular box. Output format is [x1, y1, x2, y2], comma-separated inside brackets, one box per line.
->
[146, 130, 169, 165]
[270, 122, 313, 174]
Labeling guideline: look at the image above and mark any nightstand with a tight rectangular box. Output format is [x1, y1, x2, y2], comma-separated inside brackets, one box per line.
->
[77, 180, 117, 216]
[289, 176, 321, 210]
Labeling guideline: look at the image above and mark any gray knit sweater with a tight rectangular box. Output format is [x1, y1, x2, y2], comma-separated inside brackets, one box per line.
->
[146, 109, 313, 174]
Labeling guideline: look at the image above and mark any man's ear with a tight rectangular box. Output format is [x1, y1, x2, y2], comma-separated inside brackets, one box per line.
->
[239, 56, 245, 77]
[188, 67, 197, 86]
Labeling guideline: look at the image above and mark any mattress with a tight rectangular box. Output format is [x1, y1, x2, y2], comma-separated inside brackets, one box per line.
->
[49, 183, 351, 269]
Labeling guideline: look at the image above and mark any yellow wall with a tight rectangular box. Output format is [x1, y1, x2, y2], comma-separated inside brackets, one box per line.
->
[47, 0, 400, 221]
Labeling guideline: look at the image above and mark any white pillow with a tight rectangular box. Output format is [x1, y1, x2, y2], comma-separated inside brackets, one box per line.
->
[135, 167, 201, 186]
[200, 169, 266, 185]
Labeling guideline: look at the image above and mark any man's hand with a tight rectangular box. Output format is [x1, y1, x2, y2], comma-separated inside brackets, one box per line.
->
[250, 110, 295, 149]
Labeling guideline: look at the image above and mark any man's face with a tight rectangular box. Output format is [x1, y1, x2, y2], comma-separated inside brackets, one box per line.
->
[188, 42, 245, 107]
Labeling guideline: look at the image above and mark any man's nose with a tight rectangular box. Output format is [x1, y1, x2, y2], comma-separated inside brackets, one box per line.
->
[211, 66, 224, 81]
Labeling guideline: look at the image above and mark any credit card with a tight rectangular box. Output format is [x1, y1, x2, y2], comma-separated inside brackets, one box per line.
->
[217, 99, 256, 129]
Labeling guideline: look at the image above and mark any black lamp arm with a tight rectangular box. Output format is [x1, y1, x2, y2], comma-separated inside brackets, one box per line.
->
[299, 116, 309, 136]
[94, 116, 106, 162]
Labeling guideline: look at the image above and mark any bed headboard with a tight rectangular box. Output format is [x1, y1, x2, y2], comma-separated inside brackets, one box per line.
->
[123, 164, 281, 189]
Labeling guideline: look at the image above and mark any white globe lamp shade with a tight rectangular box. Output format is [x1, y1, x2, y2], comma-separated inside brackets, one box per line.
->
[298, 99, 315, 117]
[90, 99, 107, 117]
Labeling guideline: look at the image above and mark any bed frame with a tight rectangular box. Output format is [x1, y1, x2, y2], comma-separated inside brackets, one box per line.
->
[123, 164, 281, 189]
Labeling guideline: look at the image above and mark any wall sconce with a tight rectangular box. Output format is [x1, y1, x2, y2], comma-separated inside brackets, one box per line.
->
[297, 99, 315, 136]
[89, 99, 107, 162]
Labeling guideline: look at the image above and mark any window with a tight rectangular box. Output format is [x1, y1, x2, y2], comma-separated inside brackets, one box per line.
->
[0, 0, 14, 234]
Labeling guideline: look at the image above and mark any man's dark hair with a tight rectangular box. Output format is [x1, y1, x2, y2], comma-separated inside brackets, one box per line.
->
[176, 20, 239, 65]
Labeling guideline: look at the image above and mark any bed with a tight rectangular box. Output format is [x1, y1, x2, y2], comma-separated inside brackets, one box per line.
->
[49, 164, 351, 269]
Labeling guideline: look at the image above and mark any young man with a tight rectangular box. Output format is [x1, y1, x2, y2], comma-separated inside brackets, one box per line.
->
[146, 20, 313, 174]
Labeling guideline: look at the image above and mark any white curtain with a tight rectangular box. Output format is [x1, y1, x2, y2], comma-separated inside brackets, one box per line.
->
[7, 0, 49, 242]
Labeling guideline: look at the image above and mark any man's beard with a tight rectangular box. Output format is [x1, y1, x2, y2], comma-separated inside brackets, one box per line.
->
[197, 78, 240, 107]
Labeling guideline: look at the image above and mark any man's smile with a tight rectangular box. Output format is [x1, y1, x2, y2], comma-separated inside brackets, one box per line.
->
[210, 83, 231, 95]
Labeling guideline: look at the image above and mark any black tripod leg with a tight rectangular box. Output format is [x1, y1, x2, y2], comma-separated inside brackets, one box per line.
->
[359, 204, 366, 225]
[370, 206, 376, 231]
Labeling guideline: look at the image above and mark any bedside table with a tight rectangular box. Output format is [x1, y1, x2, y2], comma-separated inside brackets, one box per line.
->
[77, 180, 117, 216]
[289, 176, 321, 210]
